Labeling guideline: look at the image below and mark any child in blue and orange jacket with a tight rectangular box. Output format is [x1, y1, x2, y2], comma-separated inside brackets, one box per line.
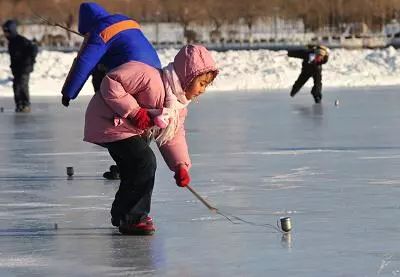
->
[60, 2, 161, 107]
[61, 2, 161, 180]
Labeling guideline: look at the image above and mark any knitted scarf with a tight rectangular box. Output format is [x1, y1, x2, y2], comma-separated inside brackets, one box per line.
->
[149, 63, 191, 145]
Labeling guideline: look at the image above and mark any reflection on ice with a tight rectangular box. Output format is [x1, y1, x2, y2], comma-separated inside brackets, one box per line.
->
[191, 216, 219, 221]
[280, 233, 293, 250]
[0, 203, 68, 208]
[0, 256, 48, 267]
[359, 155, 400, 160]
[368, 179, 400, 186]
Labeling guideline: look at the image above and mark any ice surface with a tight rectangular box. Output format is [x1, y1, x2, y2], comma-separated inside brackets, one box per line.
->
[0, 87, 400, 276]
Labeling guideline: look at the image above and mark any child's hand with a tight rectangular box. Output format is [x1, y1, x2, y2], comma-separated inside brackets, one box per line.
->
[174, 165, 190, 187]
[131, 108, 153, 129]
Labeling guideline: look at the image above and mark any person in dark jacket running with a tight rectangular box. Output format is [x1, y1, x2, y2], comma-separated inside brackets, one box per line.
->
[288, 45, 329, 103]
[61, 2, 162, 180]
[2, 20, 38, 112]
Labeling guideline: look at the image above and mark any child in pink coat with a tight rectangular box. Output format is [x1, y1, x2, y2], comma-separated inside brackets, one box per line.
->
[84, 45, 218, 235]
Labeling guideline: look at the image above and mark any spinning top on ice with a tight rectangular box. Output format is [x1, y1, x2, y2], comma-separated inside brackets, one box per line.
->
[66, 166, 74, 177]
[334, 99, 339, 106]
[279, 217, 292, 232]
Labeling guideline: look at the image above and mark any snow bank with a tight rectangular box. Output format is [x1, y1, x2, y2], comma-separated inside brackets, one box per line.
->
[1, 47, 400, 97]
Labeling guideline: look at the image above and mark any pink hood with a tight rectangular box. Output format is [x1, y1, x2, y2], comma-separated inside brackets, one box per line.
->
[173, 44, 218, 91]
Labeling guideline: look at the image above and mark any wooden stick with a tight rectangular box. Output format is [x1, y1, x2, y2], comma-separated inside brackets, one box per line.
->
[30, 7, 82, 37]
[186, 184, 218, 212]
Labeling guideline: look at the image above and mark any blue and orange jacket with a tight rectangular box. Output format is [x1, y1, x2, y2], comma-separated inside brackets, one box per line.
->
[61, 2, 161, 100]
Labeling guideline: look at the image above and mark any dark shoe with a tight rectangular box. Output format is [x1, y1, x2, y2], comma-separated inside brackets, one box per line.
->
[15, 105, 31, 113]
[111, 217, 121, 227]
[118, 215, 155, 235]
[103, 171, 120, 180]
[109, 165, 119, 174]
[103, 165, 120, 180]
[290, 88, 299, 97]
[313, 96, 322, 104]
[20, 106, 31, 113]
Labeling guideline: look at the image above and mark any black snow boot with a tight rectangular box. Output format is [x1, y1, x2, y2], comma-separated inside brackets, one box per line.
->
[111, 217, 121, 227]
[313, 95, 322, 104]
[103, 165, 120, 180]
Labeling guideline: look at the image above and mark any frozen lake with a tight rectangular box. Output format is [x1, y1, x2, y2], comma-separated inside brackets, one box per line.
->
[1, 87, 400, 276]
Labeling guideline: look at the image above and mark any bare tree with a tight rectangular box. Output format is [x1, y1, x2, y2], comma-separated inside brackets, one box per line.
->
[201, 0, 228, 42]
[161, 0, 205, 43]
[4, 0, 400, 42]
[229, 0, 272, 41]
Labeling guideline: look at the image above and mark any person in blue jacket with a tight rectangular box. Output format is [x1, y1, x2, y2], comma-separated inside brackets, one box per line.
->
[61, 2, 161, 107]
[61, 2, 161, 180]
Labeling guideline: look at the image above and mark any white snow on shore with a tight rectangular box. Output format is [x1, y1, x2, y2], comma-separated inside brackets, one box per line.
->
[0, 47, 400, 97]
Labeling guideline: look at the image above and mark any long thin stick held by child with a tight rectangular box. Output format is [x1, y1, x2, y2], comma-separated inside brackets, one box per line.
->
[186, 184, 217, 211]
[186, 184, 284, 233]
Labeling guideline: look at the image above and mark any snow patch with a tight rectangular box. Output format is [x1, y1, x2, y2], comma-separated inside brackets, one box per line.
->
[1, 47, 400, 97]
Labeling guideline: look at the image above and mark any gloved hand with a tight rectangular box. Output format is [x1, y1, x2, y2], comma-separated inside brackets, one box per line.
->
[174, 165, 190, 187]
[131, 108, 153, 130]
[154, 108, 173, 129]
[314, 55, 323, 65]
[62, 95, 70, 107]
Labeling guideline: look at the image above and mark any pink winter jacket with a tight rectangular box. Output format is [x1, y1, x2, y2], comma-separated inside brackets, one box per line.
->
[84, 61, 190, 171]
[84, 45, 218, 171]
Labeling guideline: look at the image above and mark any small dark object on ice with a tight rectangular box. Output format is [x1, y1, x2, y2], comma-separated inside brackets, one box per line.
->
[66, 166, 74, 177]
[280, 217, 292, 232]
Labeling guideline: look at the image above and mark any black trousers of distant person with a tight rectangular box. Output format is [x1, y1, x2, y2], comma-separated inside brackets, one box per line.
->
[290, 64, 322, 103]
[104, 136, 157, 224]
[13, 72, 30, 108]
